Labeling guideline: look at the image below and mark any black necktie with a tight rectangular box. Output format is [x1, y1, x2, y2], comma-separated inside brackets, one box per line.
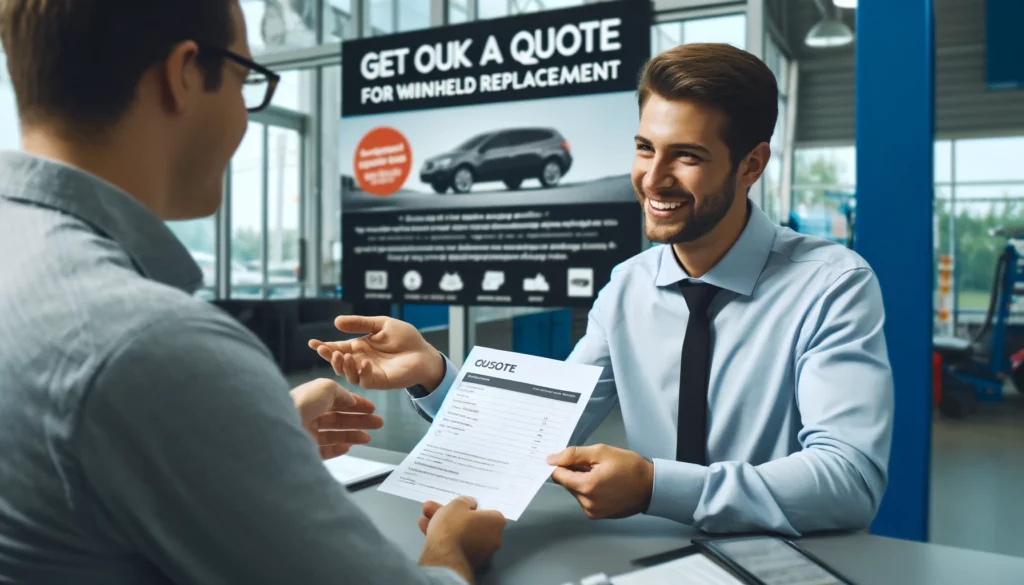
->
[677, 281, 721, 465]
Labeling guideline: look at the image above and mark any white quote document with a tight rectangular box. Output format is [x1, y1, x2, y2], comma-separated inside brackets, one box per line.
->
[378, 346, 601, 520]
[610, 555, 742, 585]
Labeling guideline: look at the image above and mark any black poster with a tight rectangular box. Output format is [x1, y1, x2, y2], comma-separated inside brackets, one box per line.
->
[340, 1, 650, 308]
[342, 1, 652, 116]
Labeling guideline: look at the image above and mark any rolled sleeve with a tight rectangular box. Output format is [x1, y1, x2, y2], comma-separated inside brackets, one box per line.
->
[645, 459, 708, 525]
[407, 354, 459, 421]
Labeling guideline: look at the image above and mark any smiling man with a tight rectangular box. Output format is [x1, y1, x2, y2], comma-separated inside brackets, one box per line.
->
[312, 43, 894, 536]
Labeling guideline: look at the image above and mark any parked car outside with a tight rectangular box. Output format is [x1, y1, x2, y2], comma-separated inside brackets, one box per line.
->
[188, 251, 263, 298]
[420, 127, 573, 194]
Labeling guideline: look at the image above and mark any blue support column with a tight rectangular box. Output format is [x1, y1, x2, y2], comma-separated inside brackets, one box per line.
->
[856, 0, 934, 542]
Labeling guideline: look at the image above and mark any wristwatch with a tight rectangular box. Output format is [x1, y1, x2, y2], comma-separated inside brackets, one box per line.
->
[407, 352, 448, 398]
[407, 383, 431, 398]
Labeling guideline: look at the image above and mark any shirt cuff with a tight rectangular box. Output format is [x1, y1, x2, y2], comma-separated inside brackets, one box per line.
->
[406, 354, 458, 419]
[421, 565, 470, 585]
[645, 458, 708, 525]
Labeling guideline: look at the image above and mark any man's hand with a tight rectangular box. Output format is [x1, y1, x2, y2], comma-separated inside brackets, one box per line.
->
[290, 378, 384, 460]
[546, 444, 655, 520]
[308, 315, 446, 392]
[418, 497, 507, 584]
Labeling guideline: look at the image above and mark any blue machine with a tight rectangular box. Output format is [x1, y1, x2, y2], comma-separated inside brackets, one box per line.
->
[787, 191, 856, 249]
[934, 226, 1024, 417]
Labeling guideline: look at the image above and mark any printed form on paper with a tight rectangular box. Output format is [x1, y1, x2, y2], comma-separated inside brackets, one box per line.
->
[377, 346, 601, 520]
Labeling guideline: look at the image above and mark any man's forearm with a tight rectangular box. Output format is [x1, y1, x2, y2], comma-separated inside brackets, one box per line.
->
[647, 448, 884, 535]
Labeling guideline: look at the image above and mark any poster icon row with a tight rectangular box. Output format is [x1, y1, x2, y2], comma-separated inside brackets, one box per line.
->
[364, 268, 594, 298]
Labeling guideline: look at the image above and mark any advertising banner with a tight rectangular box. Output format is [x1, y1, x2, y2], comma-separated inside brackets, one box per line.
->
[341, 1, 650, 307]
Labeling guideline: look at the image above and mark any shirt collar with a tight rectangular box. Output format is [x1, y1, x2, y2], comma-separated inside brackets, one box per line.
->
[0, 151, 203, 292]
[654, 200, 777, 297]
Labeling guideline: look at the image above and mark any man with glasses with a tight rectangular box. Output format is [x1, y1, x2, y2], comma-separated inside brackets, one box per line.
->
[0, 2, 504, 584]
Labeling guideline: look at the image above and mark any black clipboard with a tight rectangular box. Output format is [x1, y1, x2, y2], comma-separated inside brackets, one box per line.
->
[344, 470, 393, 492]
[630, 536, 855, 585]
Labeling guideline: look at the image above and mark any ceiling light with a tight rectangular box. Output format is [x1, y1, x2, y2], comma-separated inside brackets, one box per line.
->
[834, 0, 858, 8]
[805, 18, 854, 48]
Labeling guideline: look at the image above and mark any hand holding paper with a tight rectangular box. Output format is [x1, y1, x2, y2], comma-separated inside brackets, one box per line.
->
[547, 444, 655, 519]
[378, 347, 601, 520]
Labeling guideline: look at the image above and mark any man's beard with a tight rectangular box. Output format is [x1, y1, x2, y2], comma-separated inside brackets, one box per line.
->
[645, 171, 738, 245]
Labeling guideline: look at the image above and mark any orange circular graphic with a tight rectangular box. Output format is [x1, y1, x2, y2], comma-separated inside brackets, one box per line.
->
[354, 127, 412, 197]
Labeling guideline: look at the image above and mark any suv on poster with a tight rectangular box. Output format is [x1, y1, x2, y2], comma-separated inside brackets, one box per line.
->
[420, 128, 573, 194]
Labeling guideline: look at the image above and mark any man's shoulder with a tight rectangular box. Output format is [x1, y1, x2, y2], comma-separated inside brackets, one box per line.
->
[93, 279, 263, 362]
[586, 246, 662, 318]
[769, 226, 875, 286]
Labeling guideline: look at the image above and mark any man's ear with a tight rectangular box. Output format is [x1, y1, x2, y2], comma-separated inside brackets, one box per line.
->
[160, 41, 202, 116]
[738, 142, 771, 190]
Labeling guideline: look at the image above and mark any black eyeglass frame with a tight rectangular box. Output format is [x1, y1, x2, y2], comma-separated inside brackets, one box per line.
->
[201, 46, 281, 113]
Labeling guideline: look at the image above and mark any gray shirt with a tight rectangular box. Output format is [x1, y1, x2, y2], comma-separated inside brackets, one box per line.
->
[0, 152, 463, 585]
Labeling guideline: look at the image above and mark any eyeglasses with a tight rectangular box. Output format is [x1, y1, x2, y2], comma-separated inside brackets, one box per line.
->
[202, 46, 281, 113]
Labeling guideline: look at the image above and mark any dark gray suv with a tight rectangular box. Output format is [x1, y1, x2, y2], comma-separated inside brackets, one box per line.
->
[420, 127, 573, 194]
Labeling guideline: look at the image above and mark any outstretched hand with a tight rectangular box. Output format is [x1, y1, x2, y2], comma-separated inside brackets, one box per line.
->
[309, 315, 446, 391]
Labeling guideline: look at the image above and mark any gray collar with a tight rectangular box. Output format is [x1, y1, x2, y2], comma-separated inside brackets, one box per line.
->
[0, 151, 203, 292]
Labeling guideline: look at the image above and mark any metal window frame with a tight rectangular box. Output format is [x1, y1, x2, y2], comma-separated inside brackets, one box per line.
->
[653, 2, 745, 22]
[216, 174, 231, 299]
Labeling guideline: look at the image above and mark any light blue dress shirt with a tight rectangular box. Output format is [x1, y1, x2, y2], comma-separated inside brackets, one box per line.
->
[412, 202, 893, 536]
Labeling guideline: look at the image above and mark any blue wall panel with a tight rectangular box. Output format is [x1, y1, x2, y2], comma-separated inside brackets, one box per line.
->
[394, 304, 449, 331]
[857, 0, 934, 542]
[513, 309, 573, 360]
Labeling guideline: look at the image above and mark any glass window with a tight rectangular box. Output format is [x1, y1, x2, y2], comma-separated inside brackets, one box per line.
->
[478, 0, 587, 20]
[954, 136, 1024, 183]
[167, 219, 218, 299]
[458, 133, 492, 150]
[267, 126, 303, 298]
[955, 184, 1024, 201]
[935, 139, 952, 184]
[651, 22, 682, 55]
[369, 0, 394, 35]
[398, 0, 430, 32]
[231, 122, 266, 298]
[763, 100, 785, 223]
[321, 65, 343, 294]
[933, 197, 952, 326]
[268, 69, 315, 114]
[765, 36, 788, 92]
[652, 14, 746, 55]
[793, 146, 856, 187]
[324, 0, 355, 43]
[951, 199, 1024, 312]
[682, 14, 746, 50]
[242, 0, 318, 57]
[483, 133, 511, 150]
[791, 146, 855, 245]
[369, 0, 430, 36]
[935, 136, 1024, 320]
[449, 0, 470, 23]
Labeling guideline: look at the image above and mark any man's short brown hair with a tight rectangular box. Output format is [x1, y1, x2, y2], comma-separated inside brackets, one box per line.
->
[0, 0, 236, 135]
[637, 43, 779, 169]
